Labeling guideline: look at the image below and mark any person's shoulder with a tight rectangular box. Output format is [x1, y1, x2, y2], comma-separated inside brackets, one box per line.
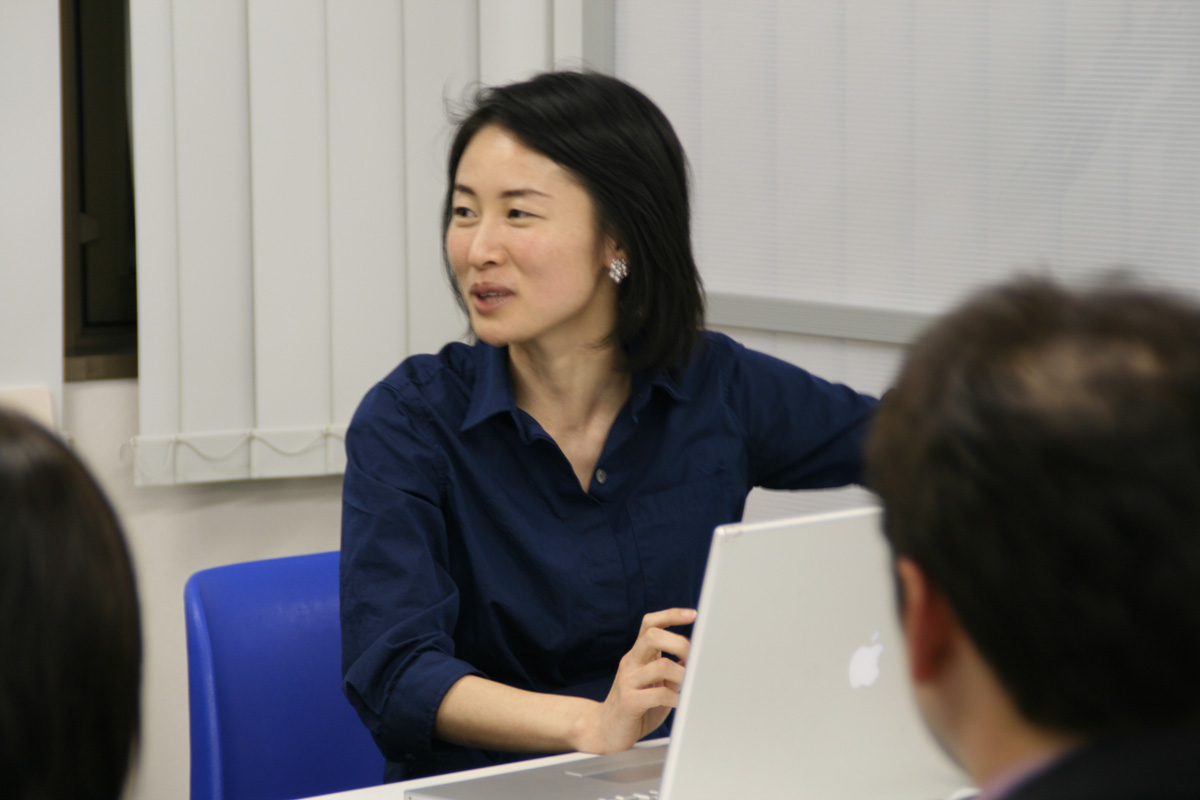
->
[688, 329, 855, 405]
[697, 328, 816, 377]
[677, 330, 737, 372]
[369, 341, 485, 406]
[658, 331, 759, 406]
[378, 341, 477, 389]
[355, 341, 481, 425]
[699, 329, 745, 360]
[679, 330, 761, 379]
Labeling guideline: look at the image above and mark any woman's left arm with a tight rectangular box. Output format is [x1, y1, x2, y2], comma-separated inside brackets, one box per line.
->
[726, 341, 879, 490]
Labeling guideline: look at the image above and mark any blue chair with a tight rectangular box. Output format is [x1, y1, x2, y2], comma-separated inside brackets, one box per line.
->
[185, 551, 385, 800]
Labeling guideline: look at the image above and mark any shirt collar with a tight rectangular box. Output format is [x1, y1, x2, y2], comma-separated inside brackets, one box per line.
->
[461, 343, 517, 432]
[460, 341, 692, 433]
[629, 362, 689, 422]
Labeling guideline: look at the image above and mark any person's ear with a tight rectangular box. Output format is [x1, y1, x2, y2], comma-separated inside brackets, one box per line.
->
[604, 240, 626, 267]
[895, 556, 957, 684]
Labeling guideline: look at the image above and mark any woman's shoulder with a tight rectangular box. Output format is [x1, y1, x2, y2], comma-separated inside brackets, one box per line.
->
[380, 341, 477, 384]
[679, 330, 759, 380]
[354, 341, 484, 425]
[683, 329, 850, 403]
[698, 329, 743, 358]
[692, 329, 815, 378]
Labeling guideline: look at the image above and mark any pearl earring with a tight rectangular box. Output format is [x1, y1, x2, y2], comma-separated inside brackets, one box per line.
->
[609, 257, 629, 284]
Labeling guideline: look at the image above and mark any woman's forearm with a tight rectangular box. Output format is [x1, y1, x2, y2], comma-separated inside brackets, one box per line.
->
[433, 674, 600, 754]
[433, 608, 693, 756]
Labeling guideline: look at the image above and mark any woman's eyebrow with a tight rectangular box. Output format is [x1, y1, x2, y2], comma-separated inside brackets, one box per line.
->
[501, 188, 552, 199]
[452, 183, 551, 200]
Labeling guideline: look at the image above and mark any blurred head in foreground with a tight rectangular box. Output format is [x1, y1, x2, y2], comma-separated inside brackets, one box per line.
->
[0, 409, 141, 800]
[867, 278, 1200, 788]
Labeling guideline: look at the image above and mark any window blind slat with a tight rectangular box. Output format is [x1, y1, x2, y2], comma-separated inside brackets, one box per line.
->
[774, 1, 846, 304]
[130, 0, 179, 446]
[402, 0, 478, 357]
[480, 0, 551, 85]
[843, 1, 916, 308]
[247, 0, 332, 479]
[173, 0, 255, 483]
[327, 0, 407, 462]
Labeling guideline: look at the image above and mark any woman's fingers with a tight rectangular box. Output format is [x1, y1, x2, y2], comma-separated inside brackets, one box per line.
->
[630, 684, 681, 712]
[577, 609, 696, 753]
[616, 611, 692, 700]
[626, 627, 690, 666]
[628, 608, 695, 664]
[632, 653, 687, 694]
[639, 607, 696, 635]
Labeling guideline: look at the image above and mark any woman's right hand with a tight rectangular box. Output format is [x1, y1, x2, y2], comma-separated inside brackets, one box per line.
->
[572, 607, 696, 754]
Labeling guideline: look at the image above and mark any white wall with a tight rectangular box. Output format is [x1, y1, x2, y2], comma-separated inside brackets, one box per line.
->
[64, 379, 343, 800]
[0, 1, 63, 422]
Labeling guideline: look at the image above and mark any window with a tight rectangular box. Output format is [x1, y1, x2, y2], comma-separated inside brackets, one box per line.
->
[62, 0, 137, 382]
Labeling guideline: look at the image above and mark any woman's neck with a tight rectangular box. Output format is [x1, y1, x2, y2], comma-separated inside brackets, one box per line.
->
[508, 338, 630, 427]
[508, 339, 631, 492]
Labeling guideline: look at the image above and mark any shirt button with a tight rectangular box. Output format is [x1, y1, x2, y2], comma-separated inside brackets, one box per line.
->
[595, 468, 608, 484]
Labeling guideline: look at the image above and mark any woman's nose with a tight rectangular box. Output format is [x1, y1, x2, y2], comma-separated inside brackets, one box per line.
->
[467, 216, 505, 269]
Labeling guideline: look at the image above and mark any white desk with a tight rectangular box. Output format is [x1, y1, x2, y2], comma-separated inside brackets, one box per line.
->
[299, 740, 669, 800]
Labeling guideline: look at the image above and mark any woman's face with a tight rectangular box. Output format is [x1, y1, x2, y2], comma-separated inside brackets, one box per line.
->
[446, 124, 620, 353]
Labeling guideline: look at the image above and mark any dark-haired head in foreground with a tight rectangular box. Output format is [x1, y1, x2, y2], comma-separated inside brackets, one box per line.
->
[0, 409, 141, 800]
[442, 70, 705, 373]
[867, 277, 1200, 792]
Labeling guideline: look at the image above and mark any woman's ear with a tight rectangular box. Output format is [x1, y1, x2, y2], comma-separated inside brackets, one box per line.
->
[895, 556, 957, 684]
[604, 240, 627, 266]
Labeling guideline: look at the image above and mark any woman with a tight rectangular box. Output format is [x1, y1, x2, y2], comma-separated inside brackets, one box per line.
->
[0, 409, 141, 799]
[340, 71, 876, 781]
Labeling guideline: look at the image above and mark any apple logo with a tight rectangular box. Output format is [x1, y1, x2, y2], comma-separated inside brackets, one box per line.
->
[847, 630, 884, 689]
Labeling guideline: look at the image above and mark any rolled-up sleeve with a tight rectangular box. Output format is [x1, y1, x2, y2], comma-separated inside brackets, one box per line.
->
[340, 382, 482, 762]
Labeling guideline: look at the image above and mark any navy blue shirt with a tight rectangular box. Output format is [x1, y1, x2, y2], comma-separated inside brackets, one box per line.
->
[340, 331, 877, 780]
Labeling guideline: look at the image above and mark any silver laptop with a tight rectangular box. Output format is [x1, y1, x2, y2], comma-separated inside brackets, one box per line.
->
[407, 507, 973, 800]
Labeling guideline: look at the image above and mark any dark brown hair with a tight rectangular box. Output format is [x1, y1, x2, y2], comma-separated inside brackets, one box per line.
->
[868, 277, 1200, 735]
[0, 409, 141, 799]
[443, 70, 705, 372]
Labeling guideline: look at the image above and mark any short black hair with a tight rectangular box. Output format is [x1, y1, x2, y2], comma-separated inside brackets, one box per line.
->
[442, 70, 705, 372]
[867, 277, 1200, 735]
[0, 410, 141, 799]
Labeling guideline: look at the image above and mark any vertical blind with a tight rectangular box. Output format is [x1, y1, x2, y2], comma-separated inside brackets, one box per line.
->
[614, 0, 1200, 520]
[130, 0, 611, 485]
[617, 1, 1200, 313]
[132, 1, 1198, 490]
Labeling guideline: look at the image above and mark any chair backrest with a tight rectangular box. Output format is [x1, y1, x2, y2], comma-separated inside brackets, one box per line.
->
[185, 551, 384, 800]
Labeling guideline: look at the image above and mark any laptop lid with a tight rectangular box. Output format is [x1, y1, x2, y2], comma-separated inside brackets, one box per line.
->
[407, 506, 971, 800]
[661, 506, 968, 799]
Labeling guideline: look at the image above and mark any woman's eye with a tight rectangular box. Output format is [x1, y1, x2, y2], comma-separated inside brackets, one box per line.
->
[452, 206, 474, 218]
[508, 209, 532, 219]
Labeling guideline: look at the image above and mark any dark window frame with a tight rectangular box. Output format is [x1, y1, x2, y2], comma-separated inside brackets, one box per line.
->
[62, 0, 138, 382]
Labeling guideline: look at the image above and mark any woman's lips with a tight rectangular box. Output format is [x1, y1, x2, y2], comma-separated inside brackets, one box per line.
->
[470, 284, 514, 313]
